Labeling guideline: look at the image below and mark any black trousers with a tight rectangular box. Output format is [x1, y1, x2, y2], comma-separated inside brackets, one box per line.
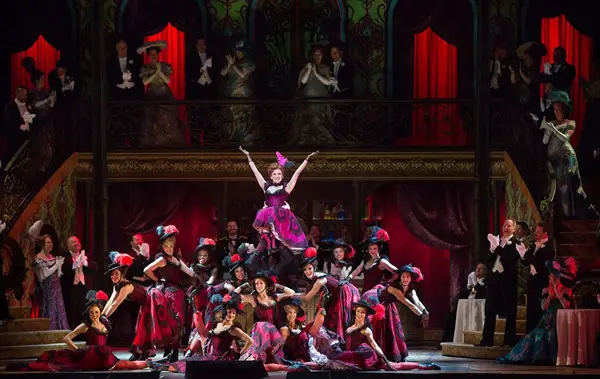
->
[526, 273, 548, 333]
[65, 284, 89, 329]
[482, 271, 517, 345]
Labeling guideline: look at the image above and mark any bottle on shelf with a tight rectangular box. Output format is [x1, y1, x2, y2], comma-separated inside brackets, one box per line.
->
[338, 202, 345, 220]
[324, 205, 331, 221]
[331, 203, 338, 220]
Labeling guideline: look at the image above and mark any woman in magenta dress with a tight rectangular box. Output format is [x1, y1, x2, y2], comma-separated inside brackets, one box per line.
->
[188, 238, 221, 322]
[6, 291, 149, 372]
[295, 247, 360, 341]
[144, 225, 198, 360]
[102, 252, 180, 361]
[332, 300, 439, 371]
[239, 147, 318, 252]
[347, 227, 398, 293]
[235, 271, 295, 362]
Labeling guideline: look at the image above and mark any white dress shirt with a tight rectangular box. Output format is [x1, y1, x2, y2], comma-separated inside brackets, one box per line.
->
[14, 99, 27, 117]
[529, 237, 548, 276]
[492, 235, 513, 273]
[333, 60, 341, 79]
[119, 56, 128, 73]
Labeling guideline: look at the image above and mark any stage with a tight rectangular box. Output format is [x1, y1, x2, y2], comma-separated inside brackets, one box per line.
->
[1, 345, 599, 379]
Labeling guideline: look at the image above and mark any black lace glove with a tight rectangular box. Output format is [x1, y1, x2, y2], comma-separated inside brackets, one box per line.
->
[99, 315, 111, 330]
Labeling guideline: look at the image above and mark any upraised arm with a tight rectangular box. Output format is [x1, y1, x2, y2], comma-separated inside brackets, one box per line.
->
[239, 146, 266, 190]
[274, 284, 296, 301]
[286, 151, 318, 194]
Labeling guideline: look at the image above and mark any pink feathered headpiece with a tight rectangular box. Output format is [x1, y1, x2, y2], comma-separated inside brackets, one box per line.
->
[275, 152, 295, 168]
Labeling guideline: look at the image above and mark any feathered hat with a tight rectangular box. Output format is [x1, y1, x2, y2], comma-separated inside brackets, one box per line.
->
[136, 40, 168, 55]
[301, 247, 318, 267]
[228, 253, 245, 274]
[549, 90, 573, 111]
[252, 270, 278, 288]
[280, 298, 305, 318]
[322, 238, 355, 261]
[546, 257, 577, 287]
[157, 225, 179, 242]
[28, 220, 43, 241]
[82, 290, 109, 315]
[215, 292, 245, 315]
[105, 251, 134, 274]
[194, 237, 216, 255]
[351, 299, 376, 315]
[275, 152, 295, 169]
[396, 264, 424, 282]
[364, 226, 390, 245]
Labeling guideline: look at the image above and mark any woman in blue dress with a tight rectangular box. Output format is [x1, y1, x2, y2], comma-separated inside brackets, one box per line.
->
[497, 257, 576, 365]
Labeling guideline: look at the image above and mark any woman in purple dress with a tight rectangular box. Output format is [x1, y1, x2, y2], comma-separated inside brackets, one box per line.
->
[103, 252, 181, 361]
[7, 291, 149, 371]
[347, 227, 398, 294]
[295, 247, 360, 341]
[234, 271, 295, 362]
[239, 147, 318, 252]
[32, 234, 68, 330]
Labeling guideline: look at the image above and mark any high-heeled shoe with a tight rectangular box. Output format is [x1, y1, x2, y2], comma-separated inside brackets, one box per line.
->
[419, 363, 441, 370]
[153, 349, 178, 364]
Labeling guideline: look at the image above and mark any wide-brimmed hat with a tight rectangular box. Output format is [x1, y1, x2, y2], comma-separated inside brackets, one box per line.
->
[214, 293, 245, 315]
[322, 238, 356, 260]
[136, 40, 168, 55]
[280, 298, 305, 318]
[396, 264, 424, 282]
[301, 247, 318, 267]
[546, 257, 577, 287]
[82, 290, 109, 315]
[157, 225, 179, 242]
[194, 237, 216, 255]
[363, 226, 390, 245]
[28, 220, 43, 240]
[351, 300, 376, 315]
[252, 270, 277, 288]
[228, 253, 245, 274]
[105, 251, 134, 274]
[516, 41, 547, 60]
[549, 90, 573, 111]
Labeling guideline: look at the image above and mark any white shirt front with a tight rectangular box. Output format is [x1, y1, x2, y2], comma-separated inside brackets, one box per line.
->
[530, 237, 549, 276]
[492, 235, 513, 273]
[119, 56, 128, 73]
[333, 60, 341, 79]
[199, 52, 207, 65]
[14, 99, 27, 117]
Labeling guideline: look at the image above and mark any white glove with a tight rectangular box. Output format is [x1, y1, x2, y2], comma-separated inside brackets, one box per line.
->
[543, 62, 552, 75]
[20, 124, 30, 131]
[487, 234, 499, 252]
[508, 65, 515, 73]
[539, 117, 549, 130]
[122, 71, 132, 82]
[23, 112, 36, 124]
[516, 243, 527, 258]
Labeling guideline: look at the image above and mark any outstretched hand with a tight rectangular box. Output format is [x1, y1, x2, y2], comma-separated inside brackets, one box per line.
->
[307, 150, 319, 160]
[238, 146, 250, 156]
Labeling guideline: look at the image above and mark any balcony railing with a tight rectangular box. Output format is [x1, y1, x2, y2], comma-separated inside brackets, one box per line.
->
[97, 98, 512, 151]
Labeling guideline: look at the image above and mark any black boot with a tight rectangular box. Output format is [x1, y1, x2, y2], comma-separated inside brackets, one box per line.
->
[170, 349, 179, 363]
[162, 347, 172, 358]
[128, 353, 141, 361]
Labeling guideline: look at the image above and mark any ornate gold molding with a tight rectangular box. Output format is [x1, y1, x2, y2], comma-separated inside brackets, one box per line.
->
[75, 151, 508, 181]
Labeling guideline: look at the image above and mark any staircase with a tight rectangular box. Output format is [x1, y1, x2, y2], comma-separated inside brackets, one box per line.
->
[556, 220, 600, 269]
[440, 305, 526, 359]
[0, 306, 85, 360]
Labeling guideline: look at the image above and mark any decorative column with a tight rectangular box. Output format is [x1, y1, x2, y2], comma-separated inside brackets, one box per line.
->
[473, 0, 491, 267]
[92, 0, 109, 268]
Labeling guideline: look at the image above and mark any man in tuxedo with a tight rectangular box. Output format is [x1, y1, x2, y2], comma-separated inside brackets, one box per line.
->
[521, 223, 554, 332]
[541, 47, 576, 94]
[477, 218, 524, 347]
[49, 60, 76, 102]
[127, 233, 150, 284]
[216, 220, 247, 267]
[61, 236, 97, 329]
[489, 42, 512, 99]
[107, 39, 142, 99]
[2, 86, 33, 162]
[186, 37, 216, 100]
[329, 42, 353, 99]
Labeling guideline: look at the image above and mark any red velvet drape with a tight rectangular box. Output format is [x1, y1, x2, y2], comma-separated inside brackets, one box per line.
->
[144, 23, 190, 143]
[10, 36, 60, 96]
[378, 187, 451, 329]
[409, 28, 464, 146]
[541, 15, 592, 148]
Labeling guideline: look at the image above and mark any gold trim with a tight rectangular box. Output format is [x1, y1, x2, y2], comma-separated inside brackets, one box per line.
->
[503, 152, 542, 223]
[75, 151, 507, 181]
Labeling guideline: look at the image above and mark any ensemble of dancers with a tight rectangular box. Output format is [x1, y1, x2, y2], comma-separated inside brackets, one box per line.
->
[7, 148, 441, 373]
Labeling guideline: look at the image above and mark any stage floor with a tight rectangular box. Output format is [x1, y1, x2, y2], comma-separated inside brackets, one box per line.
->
[1, 345, 599, 378]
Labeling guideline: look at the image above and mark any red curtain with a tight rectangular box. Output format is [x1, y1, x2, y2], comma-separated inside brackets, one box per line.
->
[10, 36, 61, 96]
[377, 186, 451, 329]
[144, 23, 190, 143]
[541, 15, 592, 148]
[408, 28, 465, 146]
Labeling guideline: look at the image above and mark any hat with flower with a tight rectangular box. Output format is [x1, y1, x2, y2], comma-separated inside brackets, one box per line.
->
[82, 290, 109, 315]
[105, 251, 134, 274]
[301, 247, 318, 267]
[157, 225, 179, 242]
[396, 264, 424, 282]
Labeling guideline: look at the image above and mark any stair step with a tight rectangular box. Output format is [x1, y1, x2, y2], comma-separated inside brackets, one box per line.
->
[0, 342, 86, 359]
[8, 307, 31, 319]
[517, 305, 526, 320]
[463, 330, 525, 346]
[0, 330, 69, 346]
[0, 318, 50, 333]
[440, 342, 511, 359]
[556, 231, 598, 244]
[495, 318, 526, 333]
[560, 220, 599, 232]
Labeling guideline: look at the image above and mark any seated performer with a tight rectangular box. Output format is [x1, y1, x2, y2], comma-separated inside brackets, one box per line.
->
[6, 290, 149, 371]
[295, 247, 360, 340]
[347, 227, 398, 293]
[102, 252, 180, 361]
[497, 257, 576, 365]
[322, 238, 355, 280]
